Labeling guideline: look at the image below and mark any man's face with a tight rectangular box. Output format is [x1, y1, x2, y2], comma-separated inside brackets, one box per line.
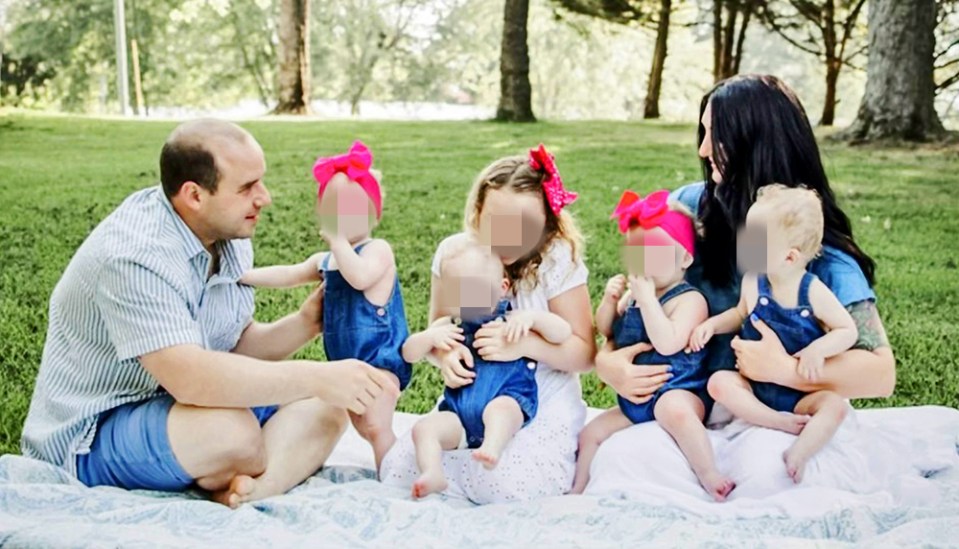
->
[201, 137, 270, 241]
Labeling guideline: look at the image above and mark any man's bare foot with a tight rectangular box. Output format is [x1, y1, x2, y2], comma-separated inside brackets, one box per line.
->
[212, 475, 257, 509]
[697, 470, 736, 502]
[471, 447, 500, 470]
[783, 447, 809, 483]
[774, 413, 810, 435]
[412, 470, 448, 499]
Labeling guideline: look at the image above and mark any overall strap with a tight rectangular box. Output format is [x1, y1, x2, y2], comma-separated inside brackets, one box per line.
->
[658, 281, 697, 305]
[757, 274, 772, 297]
[798, 271, 816, 308]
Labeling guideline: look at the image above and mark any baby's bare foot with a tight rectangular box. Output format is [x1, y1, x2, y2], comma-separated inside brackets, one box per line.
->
[698, 470, 736, 502]
[412, 471, 448, 499]
[775, 413, 810, 435]
[212, 475, 257, 509]
[471, 447, 500, 470]
[783, 448, 809, 484]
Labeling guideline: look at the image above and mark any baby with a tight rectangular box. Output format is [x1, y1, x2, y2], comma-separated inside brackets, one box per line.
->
[572, 190, 733, 500]
[691, 184, 858, 483]
[402, 238, 572, 499]
[240, 141, 410, 471]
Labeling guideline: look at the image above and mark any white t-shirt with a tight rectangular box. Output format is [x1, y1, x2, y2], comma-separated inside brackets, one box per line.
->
[379, 232, 590, 503]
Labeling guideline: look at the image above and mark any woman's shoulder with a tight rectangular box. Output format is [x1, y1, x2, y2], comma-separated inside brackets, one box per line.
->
[808, 246, 877, 306]
[669, 182, 706, 217]
[538, 238, 588, 299]
[430, 232, 470, 275]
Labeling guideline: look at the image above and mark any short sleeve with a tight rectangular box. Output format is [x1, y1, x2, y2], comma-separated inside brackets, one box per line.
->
[430, 233, 467, 277]
[540, 240, 589, 300]
[808, 247, 877, 306]
[95, 258, 203, 361]
[669, 181, 706, 218]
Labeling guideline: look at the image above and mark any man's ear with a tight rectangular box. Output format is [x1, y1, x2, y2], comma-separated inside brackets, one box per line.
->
[175, 181, 205, 212]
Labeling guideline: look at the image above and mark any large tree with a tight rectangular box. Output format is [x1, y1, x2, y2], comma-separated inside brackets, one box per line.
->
[712, 0, 759, 81]
[759, 0, 868, 126]
[496, 0, 535, 122]
[274, 0, 311, 114]
[839, 0, 947, 142]
[552, 0, 671, 119]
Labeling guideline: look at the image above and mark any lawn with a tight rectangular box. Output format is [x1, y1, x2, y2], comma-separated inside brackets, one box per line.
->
[1, 112, 957, 456]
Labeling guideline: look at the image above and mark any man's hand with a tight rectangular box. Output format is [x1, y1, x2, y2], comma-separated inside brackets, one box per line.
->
[316, 359, 399, 414]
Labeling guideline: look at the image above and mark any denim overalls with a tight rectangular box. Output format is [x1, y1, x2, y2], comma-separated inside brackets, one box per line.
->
[321, 241, 412, 390]
[740, 272, 824, 412]
[438, 299, 538, 449]
[612, 281, 709, 424]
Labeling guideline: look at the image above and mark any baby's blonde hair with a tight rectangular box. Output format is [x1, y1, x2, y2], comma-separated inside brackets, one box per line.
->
[754, 184, 823, 260]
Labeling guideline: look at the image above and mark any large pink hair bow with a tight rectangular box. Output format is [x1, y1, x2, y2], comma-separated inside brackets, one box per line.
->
[529, 144, 577, 215]
[313, 140, 382, 219]
[610, 189, 695, 255]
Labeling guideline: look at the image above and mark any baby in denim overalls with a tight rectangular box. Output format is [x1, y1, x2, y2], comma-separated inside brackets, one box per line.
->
[240, 141, 410, 471]
[402, 238, 572, 499]
[691, 184, 858, 484]
[572, 189, 732, 500]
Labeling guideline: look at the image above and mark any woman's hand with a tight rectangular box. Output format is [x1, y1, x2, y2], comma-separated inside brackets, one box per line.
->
[595, 342, 672, 404]
[474, 318, 529, 362]
[434, 344, 475, 389]
[731, 317, 796, 384]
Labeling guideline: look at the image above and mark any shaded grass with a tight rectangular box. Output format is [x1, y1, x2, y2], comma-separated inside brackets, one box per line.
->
[1, 112, 957, 455]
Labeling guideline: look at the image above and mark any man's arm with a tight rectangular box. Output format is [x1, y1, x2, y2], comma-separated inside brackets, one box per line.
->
[232, 283, 324, 360]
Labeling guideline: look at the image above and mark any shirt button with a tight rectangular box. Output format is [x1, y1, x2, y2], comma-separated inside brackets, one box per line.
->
[759, 297, 769, 306]
[800, 309, 811, 318]
[527, 361, 536, 370]
[376, 308, 386, 317]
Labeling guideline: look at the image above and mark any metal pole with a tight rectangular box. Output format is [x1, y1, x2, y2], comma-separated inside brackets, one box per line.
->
[114, 0, 130, 116]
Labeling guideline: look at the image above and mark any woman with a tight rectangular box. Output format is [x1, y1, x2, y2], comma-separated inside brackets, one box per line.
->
[379, 148, 596, 503]
[586, 74, 895, 500]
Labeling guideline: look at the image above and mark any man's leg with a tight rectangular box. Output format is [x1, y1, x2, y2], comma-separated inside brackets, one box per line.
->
[178, 397, 348, 508]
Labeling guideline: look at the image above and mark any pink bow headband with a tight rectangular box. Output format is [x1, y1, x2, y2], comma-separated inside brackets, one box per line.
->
[529, 144, 577, 215]
[313, 140, 382, 219]
[610, 189, 696, 255]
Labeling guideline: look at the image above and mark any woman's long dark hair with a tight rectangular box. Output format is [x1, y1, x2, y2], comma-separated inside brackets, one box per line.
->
[697, 74, 875, 288]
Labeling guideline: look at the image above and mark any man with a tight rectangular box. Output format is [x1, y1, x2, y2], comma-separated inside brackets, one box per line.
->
[21, 119, 395, 507]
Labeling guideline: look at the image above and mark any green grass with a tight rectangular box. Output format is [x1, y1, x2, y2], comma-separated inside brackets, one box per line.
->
[1, 112, 957, 456]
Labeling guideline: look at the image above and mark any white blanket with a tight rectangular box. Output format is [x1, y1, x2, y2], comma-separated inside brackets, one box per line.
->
[0, 405, 956, 548]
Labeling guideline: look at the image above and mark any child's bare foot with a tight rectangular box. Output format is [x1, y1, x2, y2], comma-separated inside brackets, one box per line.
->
[698, 470, 736, 502]
[783, 447, 809, 483]
[471, 447, 500, 470]
[212, 475, 257, 509]
[774, 413, 810, 435]
[412, 471, 448, 499]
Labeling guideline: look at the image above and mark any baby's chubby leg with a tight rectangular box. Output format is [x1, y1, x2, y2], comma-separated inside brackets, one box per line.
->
[569, 407, 633, 494]
[654, 390, 736, 502]
[783, 391, 848, 483]
[707, 370, 809, 435]
[411, 411, 464, 499]
[472, 396, 524, 470]
[349, 371, 400, 473]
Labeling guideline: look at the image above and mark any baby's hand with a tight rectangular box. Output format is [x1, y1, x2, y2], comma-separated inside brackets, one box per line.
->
[426, 320, 464, 352]
[795, 348, 825, 381]
[628, 274, 657, 306]
[604, 274, 627, 303]
[505, 310, 536, 343]
[689, 321, 715, 352]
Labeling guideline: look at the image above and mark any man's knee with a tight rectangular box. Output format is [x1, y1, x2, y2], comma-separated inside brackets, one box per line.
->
[171, 405, 266, 476]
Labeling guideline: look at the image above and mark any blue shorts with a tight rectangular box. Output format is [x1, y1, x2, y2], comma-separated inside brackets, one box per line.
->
[76, 395, 279, 491]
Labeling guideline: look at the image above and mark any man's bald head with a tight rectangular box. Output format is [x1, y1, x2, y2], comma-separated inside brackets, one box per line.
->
[159, 119, 259, 199]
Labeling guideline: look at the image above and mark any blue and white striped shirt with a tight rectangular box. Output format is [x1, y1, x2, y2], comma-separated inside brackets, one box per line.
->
[21, 186, 255, 475]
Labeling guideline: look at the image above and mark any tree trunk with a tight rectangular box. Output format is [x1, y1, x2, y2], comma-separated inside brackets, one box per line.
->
[644, 0, 671, 119]
[274, 0, 311, 115]
[713, 0, 753, 82]
[839, 0, 946, 142]
[822, 57, 840, 126]
[496, 0, 535, 122]
[713, 0, 723, 82]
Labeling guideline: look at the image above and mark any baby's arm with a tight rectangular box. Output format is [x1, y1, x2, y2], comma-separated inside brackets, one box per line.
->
[328, 237, 394, 291]
[402, 317, 464, 364]
[636, 291, 709, 356]
[595, 274, 626, 339]
[689, 274, 754, 351]
[795, 279, 859, 380]
[504, 309, 573, 345]
[239, 252, 325, 288]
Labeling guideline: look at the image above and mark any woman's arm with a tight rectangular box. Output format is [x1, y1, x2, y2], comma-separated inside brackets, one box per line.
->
[733, 300, 895, 398]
